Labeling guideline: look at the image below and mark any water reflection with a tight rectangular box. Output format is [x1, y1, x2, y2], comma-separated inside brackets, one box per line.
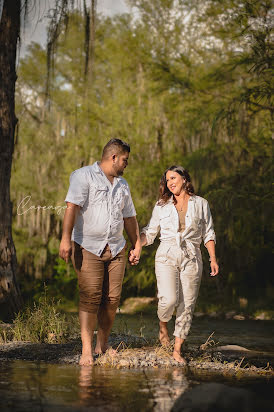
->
[78, 366, 93, 405]
[0, 360, 272, 411]
[0, 360, 190, 411]
[140, 369, 189, 411]
[76, 365, 189, 411]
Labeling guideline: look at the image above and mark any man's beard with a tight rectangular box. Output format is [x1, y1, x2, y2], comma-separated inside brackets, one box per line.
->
[117, 169, 124, 176]
[113, 164, 124, 176]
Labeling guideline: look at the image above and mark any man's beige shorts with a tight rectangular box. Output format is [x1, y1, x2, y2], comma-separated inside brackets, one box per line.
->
[71, 242, 126, 313]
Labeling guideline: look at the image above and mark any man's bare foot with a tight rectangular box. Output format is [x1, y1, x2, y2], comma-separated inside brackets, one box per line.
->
[94, 345, 117, 357]
[173, 350, 187, 365]
[79, 354, 94, 366]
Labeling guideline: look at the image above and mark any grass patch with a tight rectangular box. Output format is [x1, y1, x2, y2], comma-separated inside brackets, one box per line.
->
[12, 295, 68, 343]
[0, 293, 81, 344]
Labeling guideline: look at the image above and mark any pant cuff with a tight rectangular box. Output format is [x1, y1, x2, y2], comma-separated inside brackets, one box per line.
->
[158, 314, 173, 322]
[173, 331, 188, 339]
[100, 300, 120, 310]
[79, 302, 99, 313]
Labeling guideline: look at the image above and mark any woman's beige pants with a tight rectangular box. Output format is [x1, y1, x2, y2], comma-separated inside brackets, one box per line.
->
[155, 240, 203, 339]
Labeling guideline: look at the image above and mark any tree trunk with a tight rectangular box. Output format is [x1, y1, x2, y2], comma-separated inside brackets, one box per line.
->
[0, 0, 22, 320]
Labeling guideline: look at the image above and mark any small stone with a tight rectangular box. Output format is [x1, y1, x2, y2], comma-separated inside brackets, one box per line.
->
[255, 312, 269, 320]
[194, 312, 204, 318]
[99, 357, 107, 365]
[47, 333, 56, 342]
[238, 297, 248, 308]
[225, 311, 236, 319]
[233, 314, 245, 320]
[209, 311, 218, 318]
[119, 359, 130, 368]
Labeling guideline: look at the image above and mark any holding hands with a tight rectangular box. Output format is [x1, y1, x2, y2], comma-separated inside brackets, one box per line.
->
[128, 246, 141, 265]
[128, 232, 147, 265]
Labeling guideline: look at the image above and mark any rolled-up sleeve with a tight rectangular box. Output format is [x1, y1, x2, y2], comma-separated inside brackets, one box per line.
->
[122, 185, 136, 218]
[65, 170, 89, 207]
[202, 200, 216, 245]
[141, 203, 160, 246]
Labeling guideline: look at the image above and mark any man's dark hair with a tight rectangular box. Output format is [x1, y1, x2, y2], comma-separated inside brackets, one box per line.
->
[102, 138, 130, 159]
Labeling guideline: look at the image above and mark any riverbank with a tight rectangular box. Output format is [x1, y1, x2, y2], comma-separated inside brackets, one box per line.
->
[1, 296, 273, 379]
[0, 334, 273, 379]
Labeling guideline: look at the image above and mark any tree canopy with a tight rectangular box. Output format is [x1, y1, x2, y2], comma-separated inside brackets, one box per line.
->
[10, 0, 273, 313]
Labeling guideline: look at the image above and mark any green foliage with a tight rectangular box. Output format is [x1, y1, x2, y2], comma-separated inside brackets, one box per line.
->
[11, 1, 273, 311]
[52, 257, 78, 301]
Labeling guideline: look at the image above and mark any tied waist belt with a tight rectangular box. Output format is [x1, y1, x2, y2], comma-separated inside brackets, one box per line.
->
[161, 234, 199, 259]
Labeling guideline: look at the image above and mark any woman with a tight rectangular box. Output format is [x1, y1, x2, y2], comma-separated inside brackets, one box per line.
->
[140, 165, 219, 364]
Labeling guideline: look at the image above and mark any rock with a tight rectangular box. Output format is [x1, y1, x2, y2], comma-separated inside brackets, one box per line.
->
[0, 323, 12, 329]
[225, 311, 236, 319]
[171, 359, 179, 366]
[98, 357, 107, 365]
[238, 297, 248, 308]
[193, 312, 204, 318]
[208, 311, 218, 318]
[255, 312, 268, 320]
[119, 297, 156, 314]
[233, 314, 245, 320]
[171, 382, 255, 412]
[214, 345, 250, 352]
[119, 359, 130, 368]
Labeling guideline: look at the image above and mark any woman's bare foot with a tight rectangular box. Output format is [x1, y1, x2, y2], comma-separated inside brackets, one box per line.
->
[159, 321, 170, 346]
[173, 350, 187, 365]
[159, 330, 170, 346]
[79, 354, 94, 366]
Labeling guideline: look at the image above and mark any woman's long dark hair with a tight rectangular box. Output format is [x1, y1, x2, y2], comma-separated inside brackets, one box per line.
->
[157, 165, 195, 206]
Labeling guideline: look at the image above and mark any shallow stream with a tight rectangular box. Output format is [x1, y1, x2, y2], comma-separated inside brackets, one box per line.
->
[0, 318, 273, 411]
[0, 360, 273, 411]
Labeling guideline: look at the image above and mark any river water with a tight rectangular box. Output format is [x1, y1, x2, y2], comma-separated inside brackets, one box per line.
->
[0, 359, 273, 411]
[0, 318, 273, 411]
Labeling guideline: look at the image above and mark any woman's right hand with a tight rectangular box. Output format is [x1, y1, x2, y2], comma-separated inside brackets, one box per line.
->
[210, 260, 219, 276]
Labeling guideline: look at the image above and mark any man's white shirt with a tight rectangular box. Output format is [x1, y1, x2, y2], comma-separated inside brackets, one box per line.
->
[65, 162, 136, 257]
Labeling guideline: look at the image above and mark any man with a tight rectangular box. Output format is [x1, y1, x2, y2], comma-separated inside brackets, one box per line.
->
[59, 139, 141, 366]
